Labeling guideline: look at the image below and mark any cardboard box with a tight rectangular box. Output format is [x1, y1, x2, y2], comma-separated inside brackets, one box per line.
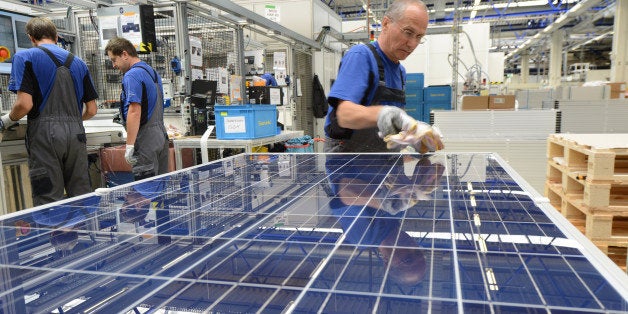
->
[610, 91, 626, 99]
[606, 82, 626, 99]
[100, 146, 194, 173]
[606, 82, 626, 92]
[461, 96, 489, 110]
[489, 95, 515, 110]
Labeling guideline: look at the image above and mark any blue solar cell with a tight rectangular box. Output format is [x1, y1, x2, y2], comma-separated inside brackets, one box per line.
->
[0, 152, 626, 313]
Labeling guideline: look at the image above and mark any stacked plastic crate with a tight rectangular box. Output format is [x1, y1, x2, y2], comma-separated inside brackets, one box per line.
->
[423, 85, 452, 124]
[404, 73, 424, 122]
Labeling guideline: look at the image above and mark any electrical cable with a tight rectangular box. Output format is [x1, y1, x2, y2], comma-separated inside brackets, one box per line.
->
[89, 9, 99, 35]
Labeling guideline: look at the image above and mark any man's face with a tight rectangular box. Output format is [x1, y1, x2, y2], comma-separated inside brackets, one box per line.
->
[107, 50, 131, 74]
[382, 5, 428, 62]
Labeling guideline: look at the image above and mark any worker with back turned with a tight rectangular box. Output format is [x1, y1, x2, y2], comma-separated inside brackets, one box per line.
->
[1, 17, 98, 206]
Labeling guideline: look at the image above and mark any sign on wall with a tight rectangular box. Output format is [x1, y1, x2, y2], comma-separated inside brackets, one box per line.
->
[97, 5, 156, 53]
[265, 5, 280, 23]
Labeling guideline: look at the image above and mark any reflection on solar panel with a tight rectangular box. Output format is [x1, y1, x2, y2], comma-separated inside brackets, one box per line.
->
[1, 153, 627, 313]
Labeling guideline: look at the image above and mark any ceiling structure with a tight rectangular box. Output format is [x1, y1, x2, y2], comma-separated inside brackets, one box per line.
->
[0, 0, 617, 72]
[321, 0, 617, 72]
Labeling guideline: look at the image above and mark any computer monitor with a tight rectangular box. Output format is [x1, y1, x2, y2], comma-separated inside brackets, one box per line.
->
[192, 80, 218, 107]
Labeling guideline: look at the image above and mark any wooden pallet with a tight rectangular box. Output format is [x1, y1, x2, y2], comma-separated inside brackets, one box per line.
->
[547, 162, 628, 210]
[596, 244, 627, 272]
[547, 134, 628, 182]
[546, 181, 628, 244]
[2, 163, 33, 214]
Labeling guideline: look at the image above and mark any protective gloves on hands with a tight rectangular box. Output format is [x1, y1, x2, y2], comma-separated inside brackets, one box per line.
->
[0, 113, 17, 131]
[125, 144, 137, 165]
[384, 121, 445, 153]
[377, 106, 417, 139]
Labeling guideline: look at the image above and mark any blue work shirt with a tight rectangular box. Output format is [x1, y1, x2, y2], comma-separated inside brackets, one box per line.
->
[120, 61, 163, 123]
[324, 41, 406, 135]
[8, 43, 98, 114]
[260, 73, 278, 86]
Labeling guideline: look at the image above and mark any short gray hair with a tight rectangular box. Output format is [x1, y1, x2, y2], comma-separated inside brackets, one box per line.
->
[384, 0, 428, 22]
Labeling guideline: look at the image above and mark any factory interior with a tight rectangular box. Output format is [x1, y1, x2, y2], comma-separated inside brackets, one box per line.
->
[0, 0, 627, 313]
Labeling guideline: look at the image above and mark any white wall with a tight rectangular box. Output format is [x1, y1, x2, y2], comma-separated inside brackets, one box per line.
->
[586, 69, 611, 82]
[402, 23, 491, 87]
[233, 0, 341, 39]
[342, 20, 369, 33]
[488, 52, 505, 83]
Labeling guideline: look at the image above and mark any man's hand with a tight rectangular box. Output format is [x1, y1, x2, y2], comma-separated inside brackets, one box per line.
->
[0, 113, 17, 131]
[125, 144, 137, 165]
[377, 106, 417, 138]
[383, 122, 445, 153]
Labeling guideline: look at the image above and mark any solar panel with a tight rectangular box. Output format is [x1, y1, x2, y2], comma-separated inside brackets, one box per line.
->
[1, 152, 626, 313]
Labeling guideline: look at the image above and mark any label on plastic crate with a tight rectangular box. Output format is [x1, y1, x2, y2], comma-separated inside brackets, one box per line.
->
[224, 116, 246, 133]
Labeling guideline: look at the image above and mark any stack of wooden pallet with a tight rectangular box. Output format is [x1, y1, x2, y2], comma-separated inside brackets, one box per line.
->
[545, 134, 628, 270]
[2, 163, 33, 214]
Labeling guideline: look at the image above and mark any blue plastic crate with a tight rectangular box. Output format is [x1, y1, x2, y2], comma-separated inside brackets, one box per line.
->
[405, 88, 424, 102]
[404, 102, 423, 120]
[424, 85, 452, 104]
[215, 105, 278, 139]
[423, 103, 451, 123]
[406, 73, 424, 89]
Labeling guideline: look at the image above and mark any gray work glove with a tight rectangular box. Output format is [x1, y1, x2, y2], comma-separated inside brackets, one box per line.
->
[377, 106, 417, 138]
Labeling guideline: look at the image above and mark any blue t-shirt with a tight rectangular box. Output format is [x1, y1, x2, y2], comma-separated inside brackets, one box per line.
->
[324, 41, 406, 134]
[121, 61, 163, 122]
[8, 44, 98, 113]
[260, 73, 278, 86]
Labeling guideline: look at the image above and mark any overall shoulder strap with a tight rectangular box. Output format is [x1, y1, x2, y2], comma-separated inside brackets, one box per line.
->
[366, 43, 386, 86]
[36, 46, 62, 67]
[132, 63, 158, 83]
[37, 46, 74, 69]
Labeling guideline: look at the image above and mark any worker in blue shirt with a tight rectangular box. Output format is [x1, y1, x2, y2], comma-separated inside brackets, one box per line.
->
[1, 17, 98, 206]
[105, 37, 169, 181]
[324, 0, 442, 153]
[260, 73, 278, 86]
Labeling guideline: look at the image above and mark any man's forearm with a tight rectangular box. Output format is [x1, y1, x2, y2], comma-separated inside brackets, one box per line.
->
[335, 101, 382, 130]
[125, 103, 141, 144]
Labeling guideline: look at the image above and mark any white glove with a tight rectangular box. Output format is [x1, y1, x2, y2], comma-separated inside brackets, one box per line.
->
[0, 113, 16, 130]
[377, 106, 417, 138]
[125, 144, 137, 165]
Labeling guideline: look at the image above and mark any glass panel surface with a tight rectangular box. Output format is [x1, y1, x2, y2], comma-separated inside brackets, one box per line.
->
[0, 152, 626, 313]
